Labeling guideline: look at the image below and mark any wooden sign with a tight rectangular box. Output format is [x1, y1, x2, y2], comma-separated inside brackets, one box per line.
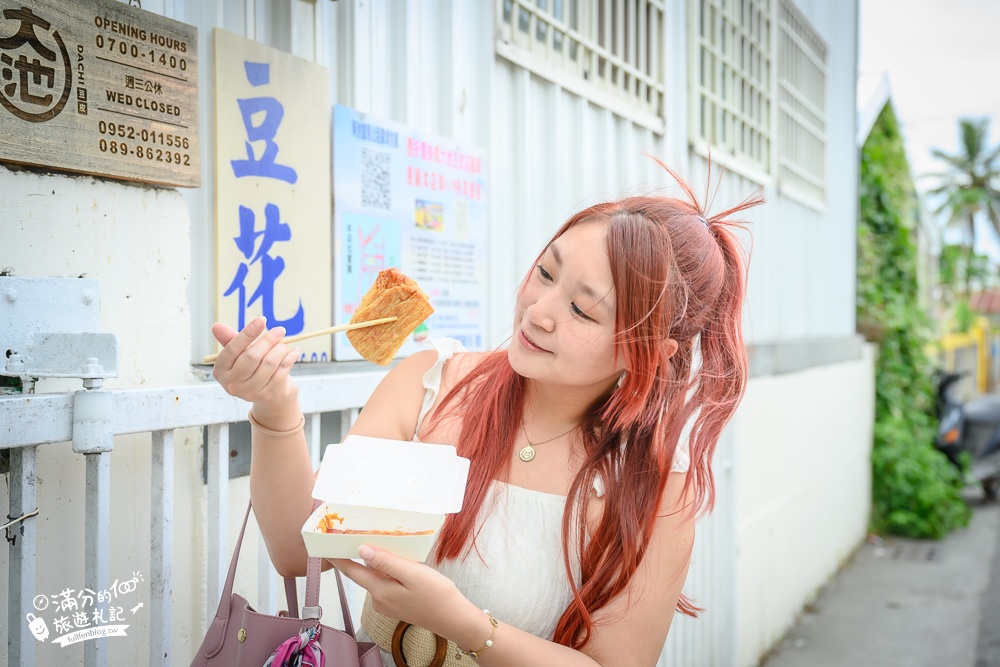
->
[0, 0, 200, 187]
[213, 29, 331, 361]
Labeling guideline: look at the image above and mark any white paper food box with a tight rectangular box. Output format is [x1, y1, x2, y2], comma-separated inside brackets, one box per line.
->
[301, 435, 471, 561]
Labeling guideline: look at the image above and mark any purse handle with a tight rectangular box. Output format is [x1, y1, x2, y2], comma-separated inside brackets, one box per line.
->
[218, 499, 356, 638]
[282, 500, 358, 637]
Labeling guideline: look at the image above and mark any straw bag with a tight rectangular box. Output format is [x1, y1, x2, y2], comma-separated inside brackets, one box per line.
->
[190, 500, 383, 667]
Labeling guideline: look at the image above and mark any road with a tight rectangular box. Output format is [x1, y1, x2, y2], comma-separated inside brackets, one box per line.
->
[763, 497, 1000, 667]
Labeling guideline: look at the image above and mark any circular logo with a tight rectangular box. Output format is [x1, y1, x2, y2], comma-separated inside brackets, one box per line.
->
[0, 8, 73, 122]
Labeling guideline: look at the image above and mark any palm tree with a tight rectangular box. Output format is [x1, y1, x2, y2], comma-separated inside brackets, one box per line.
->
[927, 118, 1000, 298]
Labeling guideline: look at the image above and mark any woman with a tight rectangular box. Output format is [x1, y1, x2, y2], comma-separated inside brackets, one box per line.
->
[212, 164, 762, 666]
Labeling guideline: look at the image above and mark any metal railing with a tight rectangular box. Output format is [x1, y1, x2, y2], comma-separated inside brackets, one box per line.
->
[1, 370, 384, 666]
[936, 319, 1000, 399]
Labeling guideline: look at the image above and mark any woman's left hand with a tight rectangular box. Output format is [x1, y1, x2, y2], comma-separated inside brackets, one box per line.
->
[332, 546, 479, 641]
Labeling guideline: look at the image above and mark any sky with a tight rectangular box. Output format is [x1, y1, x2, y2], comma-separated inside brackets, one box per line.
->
[859, 0, 1000, 256]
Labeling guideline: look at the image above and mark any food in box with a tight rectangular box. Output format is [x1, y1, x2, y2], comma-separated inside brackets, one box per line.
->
[301, 435, 470, 561]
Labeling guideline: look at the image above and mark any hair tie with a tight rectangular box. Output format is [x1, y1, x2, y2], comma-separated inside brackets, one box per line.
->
[697, 215, 710, 228]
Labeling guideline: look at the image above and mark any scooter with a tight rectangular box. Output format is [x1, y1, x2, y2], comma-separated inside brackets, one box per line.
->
[936, 370, 1000, 499]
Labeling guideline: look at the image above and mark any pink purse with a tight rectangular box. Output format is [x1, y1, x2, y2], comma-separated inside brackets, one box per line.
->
[190, 501, 383, 667]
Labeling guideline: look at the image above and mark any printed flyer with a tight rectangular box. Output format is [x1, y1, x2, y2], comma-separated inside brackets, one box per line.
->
[332, 104, 489, 361]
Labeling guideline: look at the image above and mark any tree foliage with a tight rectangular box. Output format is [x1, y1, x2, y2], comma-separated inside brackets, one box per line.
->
[859, 103, 970, 538]
[939, 243, 991, 332]
[928, 117, 1000, 298]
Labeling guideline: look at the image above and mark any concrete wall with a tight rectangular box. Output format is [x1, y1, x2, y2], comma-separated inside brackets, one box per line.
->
[0, 165, 205, 663]
[734, 344, 877, 667]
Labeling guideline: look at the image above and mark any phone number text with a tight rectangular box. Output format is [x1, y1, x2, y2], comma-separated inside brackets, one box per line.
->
[98, 139, 191, 166]
[98, 121, 190, 149]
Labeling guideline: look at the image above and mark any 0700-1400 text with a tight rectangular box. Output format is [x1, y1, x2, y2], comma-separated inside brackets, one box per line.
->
[94, 35, 188, 72]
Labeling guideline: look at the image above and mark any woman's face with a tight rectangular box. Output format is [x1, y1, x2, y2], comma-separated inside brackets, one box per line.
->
[509, 219, 625, 392]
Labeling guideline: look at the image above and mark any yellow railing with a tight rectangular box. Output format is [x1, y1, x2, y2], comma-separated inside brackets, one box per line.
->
[936, 317, 999, 396]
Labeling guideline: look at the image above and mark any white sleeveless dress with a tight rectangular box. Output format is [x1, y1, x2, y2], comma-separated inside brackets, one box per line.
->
[355, 339, 690, 665]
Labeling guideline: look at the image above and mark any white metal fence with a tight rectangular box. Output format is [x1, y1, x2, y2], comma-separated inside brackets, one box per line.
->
[1, 371, 382, 666]
[2, 371, 733, 666]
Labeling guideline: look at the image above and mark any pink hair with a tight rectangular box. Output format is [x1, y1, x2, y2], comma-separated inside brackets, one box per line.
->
[430, 160, 763, 648]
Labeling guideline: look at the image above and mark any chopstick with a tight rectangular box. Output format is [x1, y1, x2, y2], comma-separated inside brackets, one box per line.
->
[202, 316, 398, 364]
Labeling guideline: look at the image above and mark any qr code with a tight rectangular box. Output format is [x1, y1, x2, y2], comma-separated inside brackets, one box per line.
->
[360, 147, 391, 210]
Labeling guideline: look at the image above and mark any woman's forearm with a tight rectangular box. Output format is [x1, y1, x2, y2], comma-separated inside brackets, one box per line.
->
[451, 615, 607, 667]
[247, 393, 317, 578]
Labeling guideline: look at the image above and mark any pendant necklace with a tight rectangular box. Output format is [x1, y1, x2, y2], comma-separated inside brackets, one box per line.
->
[519, 422, 576, 462]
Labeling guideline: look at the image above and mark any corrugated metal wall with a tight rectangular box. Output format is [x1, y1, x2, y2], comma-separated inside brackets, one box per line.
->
[492, 59, 673, 341]
[139, 0, 860, 350]
[737, 0, 859, 343]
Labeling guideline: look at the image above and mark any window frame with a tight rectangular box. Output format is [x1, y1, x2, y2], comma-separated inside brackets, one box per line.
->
[775, 0, 828, 210]
[687, 0, 829, 205]
[688, 0, 775, 184]
[495, 0, 668, 134]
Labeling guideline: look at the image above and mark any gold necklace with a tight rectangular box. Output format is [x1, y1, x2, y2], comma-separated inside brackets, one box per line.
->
[518, 422, 576, 462]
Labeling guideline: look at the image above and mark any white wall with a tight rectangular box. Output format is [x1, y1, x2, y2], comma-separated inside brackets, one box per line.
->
[733, 344, 876, 667]
[0, 165, 204, 664]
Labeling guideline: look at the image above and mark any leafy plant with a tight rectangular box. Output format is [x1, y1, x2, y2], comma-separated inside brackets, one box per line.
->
[953, 299, 976, 333]
[940, 243, 991, 302]
[858, 103, 970, 539]
[938, 243, 991, 332]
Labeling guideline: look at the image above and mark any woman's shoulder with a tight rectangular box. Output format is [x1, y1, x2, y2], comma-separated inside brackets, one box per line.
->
[447, 349, 489, 375]
[351, 345, 497, 441]
[391, 342, 491, 392]
[348, 350, 440, 440]
[440, 349, 492, 391]
[420, 347, 494, 429]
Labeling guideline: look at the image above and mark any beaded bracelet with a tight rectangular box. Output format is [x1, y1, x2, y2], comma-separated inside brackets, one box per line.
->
[247, 410, 305, 438]
[455, 609, 499, 661]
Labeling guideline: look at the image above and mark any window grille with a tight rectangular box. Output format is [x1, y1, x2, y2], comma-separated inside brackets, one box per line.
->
[689, 0, 772, 176]
[496, 0, 667, 132]
[777, 0, 827, 205]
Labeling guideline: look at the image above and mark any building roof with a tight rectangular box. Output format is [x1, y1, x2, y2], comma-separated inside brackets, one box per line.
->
[856, 72, 891, 147]
[971, 290, 1000, 314]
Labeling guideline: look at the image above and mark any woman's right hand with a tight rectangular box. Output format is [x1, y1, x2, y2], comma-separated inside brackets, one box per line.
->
[211, 317, 302, 425]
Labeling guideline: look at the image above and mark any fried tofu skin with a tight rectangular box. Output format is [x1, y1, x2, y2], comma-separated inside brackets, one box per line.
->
[347, 268, 433, 365]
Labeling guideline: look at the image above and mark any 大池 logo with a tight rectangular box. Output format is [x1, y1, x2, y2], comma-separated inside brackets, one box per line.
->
[0, 7, 72, 122]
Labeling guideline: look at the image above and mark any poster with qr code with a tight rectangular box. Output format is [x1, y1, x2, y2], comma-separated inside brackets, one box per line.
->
[332, 104, 488, 362]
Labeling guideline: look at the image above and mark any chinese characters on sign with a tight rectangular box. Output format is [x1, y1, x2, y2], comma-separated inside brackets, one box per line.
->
[0, 6, 72, 122]
[214, 29, 331, 361]
[25, 570, 144, 647]
[333, 105, 489, 361]
[0, 0, 200, 187]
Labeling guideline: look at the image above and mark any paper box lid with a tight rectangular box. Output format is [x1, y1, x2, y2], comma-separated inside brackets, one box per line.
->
[312, 435, 470, 514]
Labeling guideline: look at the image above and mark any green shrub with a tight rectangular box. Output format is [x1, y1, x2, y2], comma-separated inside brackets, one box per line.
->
[954, 299, 975, 333]
[859, 103, 971, 538]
